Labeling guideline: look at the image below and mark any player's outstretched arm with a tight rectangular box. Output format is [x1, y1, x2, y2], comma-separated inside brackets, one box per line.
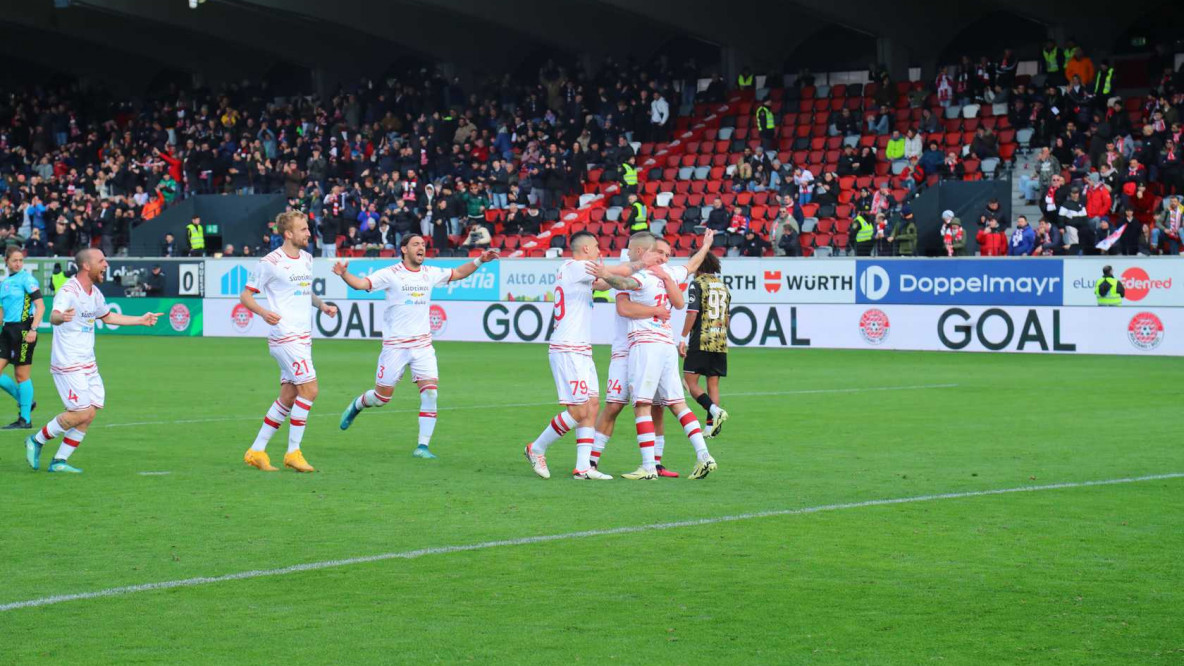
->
[615, 293, 670, 321]
[311, 294, 338, 318]
[100, 311, 162, 327]
[683, 229, 716, 275]
[589, 253, 661, 280]
[448, 249, 499, 282]
[332, 260, 372, 291]
[50, 307, 75, 325]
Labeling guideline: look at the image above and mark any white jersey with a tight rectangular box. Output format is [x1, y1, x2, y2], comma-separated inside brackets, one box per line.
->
[625, 265, 689, 347]
[49, 277, 110, 374]
[609, 288, 630, 359]
[246, 248, 315, 345]
[366, 262, 453, 349]
[549, 259, 594, 356]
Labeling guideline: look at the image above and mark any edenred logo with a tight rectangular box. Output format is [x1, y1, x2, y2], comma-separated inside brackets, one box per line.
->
[1127, 311, 1164, 351]
[858, 308, 890, 345]
[764, 270, 782, 293]
[429, 304, 447, 335]
[1120, 267, 1172, 301]
[231, 303, 254, 331]
[168, 303, 190, 332]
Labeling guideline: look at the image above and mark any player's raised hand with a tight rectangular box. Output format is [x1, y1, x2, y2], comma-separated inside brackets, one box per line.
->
[586, 258, 609, 279]
[140, 312, 163, 327]
[262, 310, 282, 325]
[701, 228, 716, 248]
[321, 303, 339, 318]
[650, 263, 671, 282]
[332, 260, 350, 276]
[479, 248, 500, 263]
[60, 307, 76, 322]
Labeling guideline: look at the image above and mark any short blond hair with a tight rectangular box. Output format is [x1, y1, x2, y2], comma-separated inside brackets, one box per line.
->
[276, 210, 307, 236]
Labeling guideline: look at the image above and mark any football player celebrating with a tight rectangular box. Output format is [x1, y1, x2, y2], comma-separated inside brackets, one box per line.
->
[605, 231, 717, 480]
[523, 231, 658, 480]
[240, 211, 338, 473]
[25, 249, 161, 473]
[336, 234, 498, 459]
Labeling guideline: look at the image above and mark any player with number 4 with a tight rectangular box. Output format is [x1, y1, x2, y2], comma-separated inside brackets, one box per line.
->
[523, 231, 660, 480]
[25, 249, 163, 473]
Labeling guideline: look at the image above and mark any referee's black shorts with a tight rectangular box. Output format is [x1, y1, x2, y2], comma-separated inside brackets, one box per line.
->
[0, 323, 36, 366]
[683, 349, 727, 377]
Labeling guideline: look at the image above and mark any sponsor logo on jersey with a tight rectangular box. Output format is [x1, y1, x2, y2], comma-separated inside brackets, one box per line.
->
[858, 308, 890, 345]
[429, 305, 447, 335]
[763, 270, 782, 293]
[1127, 311, 1164, 351]
[169, 304, 191, 332]
[231, 303, 254, 331]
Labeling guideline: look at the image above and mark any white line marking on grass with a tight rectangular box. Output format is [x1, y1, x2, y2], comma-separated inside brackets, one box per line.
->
[2, 471, 1177, 613]
[98, 383, 959, 430]
[137, 471, 171, 476]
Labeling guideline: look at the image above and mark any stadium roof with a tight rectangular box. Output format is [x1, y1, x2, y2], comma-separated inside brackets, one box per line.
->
[0, 0, 1173, 89]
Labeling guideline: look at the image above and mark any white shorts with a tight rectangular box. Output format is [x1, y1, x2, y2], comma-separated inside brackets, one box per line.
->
[270, 340, 316, 385]
[627, 343, 681, 406]
[549, 351, 599, 406]
[53, 370, 105, 411]
[377, 345, 439, 387]
[606, 353, 631, 404]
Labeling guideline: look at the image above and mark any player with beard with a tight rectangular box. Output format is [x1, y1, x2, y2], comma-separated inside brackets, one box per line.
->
[336, 234, 498, 459]
[24, 249, 162, 473]
[241, 211, 339, 473]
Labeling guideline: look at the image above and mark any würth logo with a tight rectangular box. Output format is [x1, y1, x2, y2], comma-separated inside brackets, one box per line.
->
[763, 271, 782, 293]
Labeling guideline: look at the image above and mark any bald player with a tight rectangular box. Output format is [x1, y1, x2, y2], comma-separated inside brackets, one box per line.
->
[25, 249, 161, 473]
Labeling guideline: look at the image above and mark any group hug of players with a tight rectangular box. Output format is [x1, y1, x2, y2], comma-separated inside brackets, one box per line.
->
[15, 210, 731, 478]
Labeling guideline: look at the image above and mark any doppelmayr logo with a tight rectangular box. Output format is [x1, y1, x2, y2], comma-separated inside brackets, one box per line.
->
[856, 260, 1064, 306]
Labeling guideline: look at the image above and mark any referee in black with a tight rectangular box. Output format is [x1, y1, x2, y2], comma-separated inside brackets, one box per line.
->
[678, 251, 729, 437]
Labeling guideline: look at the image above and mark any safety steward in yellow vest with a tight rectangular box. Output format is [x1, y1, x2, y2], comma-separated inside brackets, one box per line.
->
[1093, 63, 1114, 98]
[626, 193, 648, 233]
[853, 214, 875, 256]
[1095, 265, 1125, 305]
[755, 101, 776, 149]
[620, 157, 639, 194]
[737, 68, 754, 90]
[186, 215, 206, 257]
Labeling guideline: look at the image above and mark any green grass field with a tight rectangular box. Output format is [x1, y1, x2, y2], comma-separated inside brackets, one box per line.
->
[0, 336, 1182, 664]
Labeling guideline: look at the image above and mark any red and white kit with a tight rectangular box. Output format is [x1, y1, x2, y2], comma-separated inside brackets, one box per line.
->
[548, 259, 599, 405]
[624, 265, 690, 405]
[363, 262, 453, 385]
[605, 287, 637, 405]
[49, 277, 110, 411]
[246, 248, 317, 384]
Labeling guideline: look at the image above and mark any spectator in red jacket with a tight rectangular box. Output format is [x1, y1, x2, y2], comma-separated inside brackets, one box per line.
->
[976, 217, 1008, 256]
[1084, 172, 1112, 227]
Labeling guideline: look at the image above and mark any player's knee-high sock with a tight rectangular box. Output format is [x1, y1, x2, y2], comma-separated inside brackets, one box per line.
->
[591, 431, 609, 466]
[250, 400, 290, 452]
[532, 411, 576, 455]
[33, 416, 67, 445]
[354, 389, 390, 411]
[287, 398, 312, 453]
[635, 415, 656, 469]
[54, 428, 85, 462]
[654, 435, 666, 465]
[694, 393, 722, 421]
[677, 408, 710, 461]
[418, 385, 438, 447]
[574, 426, 595, 471]
[17, 380, 33, 421]
[0, 374, 17, 401]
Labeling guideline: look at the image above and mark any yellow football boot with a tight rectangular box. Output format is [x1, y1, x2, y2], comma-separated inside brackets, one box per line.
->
[284, 450, 316, 473]
[244, 449, 278, 472]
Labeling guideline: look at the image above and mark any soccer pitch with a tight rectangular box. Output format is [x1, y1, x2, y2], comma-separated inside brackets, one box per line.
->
[1, 337, 1181, 664]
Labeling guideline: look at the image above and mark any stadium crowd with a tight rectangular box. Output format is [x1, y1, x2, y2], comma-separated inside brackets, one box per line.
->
[0, 42, 1181, 260]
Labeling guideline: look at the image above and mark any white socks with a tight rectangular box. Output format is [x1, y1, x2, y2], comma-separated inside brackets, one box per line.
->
[533, 411, 577, 455]
[251, 400, 290, 452]
[418, 384, 438, 447]
[287, 398, 313, 454]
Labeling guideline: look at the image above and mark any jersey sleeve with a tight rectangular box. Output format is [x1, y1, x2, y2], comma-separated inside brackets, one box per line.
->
[245, 260, 271, 293]
[365, 267, 394, 292]
[51, 288, 75, 314]
[94, 289, 111, 318]
[431, 265, 453, 287]
[669, 265, 691, 285]
[23, 274, 39, 295]
[564, 261, 594, 286]
[686, 279, 702, 313]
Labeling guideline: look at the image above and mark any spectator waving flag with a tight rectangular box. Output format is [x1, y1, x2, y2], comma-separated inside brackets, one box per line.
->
[1095, 223, 1126, 251]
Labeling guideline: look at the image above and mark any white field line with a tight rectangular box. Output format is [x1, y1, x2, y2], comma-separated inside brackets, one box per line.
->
[98, 383, 959, 430]
[1, 471, 1178, 613]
